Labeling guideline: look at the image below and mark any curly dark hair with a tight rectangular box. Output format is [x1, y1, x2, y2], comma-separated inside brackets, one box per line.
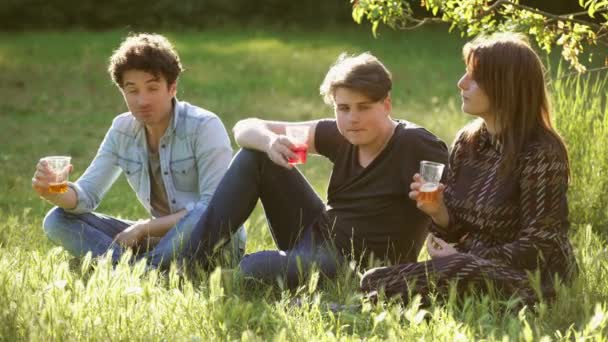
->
[108, 33, 183, 88]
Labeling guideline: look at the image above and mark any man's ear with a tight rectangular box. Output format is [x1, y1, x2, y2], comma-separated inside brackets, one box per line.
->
[169, 80, 178, 97]
[383, 94, 392, 115]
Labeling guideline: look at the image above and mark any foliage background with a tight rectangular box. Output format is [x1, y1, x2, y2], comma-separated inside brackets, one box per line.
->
[0, 0, 585, 30]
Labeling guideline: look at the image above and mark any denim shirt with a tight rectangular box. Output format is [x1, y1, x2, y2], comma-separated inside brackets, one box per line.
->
[66, 99, 246, 248]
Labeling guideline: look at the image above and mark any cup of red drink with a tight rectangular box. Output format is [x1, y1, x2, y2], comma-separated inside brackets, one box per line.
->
[285, 125, 309, 165]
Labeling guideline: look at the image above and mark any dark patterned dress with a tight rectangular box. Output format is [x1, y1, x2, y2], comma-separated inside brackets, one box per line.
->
[360, 126, 578, 304]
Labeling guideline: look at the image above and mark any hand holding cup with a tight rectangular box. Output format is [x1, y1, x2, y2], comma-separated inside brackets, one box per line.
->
[409, 161, 447, 220]
[32, 156, 72, 197]
[285, 126, 309, 165]
[266, 135, 298, 169]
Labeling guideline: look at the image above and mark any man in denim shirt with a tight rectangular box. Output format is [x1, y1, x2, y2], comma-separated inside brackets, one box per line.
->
[32, 33, 246, 268]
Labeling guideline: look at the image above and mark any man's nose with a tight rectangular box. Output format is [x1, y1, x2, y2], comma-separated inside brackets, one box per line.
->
[348, 111, 361, 123]
[137, 94, 150, 106]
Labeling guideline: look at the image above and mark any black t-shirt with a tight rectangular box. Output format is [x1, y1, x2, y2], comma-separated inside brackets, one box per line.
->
[314, 119, 448, 264]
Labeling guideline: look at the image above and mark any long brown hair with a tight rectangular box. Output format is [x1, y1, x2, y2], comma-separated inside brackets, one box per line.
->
[461, 32, 569, 179]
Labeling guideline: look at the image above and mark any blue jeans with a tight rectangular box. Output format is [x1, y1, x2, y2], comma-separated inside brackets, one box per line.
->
[42, 204, 245, 268]
[174, 148, 342, 288]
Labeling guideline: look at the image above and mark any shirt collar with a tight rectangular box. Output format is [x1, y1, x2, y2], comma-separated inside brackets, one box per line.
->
[477, 124, 503, 153]
[170, 97, 181, 132]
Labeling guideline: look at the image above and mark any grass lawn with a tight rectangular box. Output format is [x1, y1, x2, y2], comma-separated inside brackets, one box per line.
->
[1, 27, 607, 340]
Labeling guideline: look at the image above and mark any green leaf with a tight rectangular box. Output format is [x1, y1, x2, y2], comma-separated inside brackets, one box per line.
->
[589, 3, 596, 17]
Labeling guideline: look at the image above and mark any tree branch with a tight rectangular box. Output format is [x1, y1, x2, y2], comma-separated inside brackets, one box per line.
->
[482, 0, 604, 30]
[556, 66, 608, 79]
[396, 16, 443, 30]
[568, 9, 608, 18]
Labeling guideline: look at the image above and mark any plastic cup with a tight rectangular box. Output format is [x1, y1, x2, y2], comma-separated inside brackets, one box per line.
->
[418, 160, 445, 203]
[42, 156, 71, 193]
[285, 126, 309, 165]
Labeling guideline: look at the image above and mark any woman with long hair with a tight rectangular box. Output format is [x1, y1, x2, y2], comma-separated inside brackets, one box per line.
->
[360, 33, 578, 305]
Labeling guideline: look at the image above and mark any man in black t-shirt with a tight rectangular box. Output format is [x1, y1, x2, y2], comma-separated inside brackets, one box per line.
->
[171, 52, 448, 287]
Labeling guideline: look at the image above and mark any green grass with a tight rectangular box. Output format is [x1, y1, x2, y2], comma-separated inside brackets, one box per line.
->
[1, 27, 607, 340]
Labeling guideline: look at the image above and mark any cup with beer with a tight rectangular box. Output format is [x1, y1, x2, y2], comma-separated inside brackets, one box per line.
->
[42, 156, 72, 193]
[418, 160, 445, 203]
[285, 125, 309, 165]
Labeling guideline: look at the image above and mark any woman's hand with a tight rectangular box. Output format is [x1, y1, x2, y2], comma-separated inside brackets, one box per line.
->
[408, 173, 449, 228]
[426, 234, 458, 259]
[266, 134, 297, 169]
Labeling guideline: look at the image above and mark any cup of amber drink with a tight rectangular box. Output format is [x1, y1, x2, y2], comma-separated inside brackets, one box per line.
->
[418, 160, 445, 203]
[42, 156, 71, 193]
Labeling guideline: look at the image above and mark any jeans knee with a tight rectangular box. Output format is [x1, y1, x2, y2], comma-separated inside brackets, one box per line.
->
[42, 207, 69, 240]
[231, 148, 266, 168]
